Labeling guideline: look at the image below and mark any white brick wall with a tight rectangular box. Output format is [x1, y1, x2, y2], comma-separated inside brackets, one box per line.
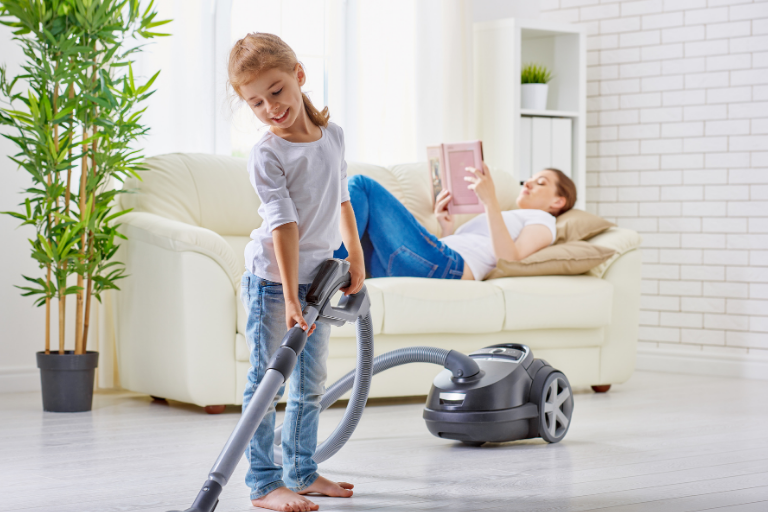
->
[542, 0, 768, 362]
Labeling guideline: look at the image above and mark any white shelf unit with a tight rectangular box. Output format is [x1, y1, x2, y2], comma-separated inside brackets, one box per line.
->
[520, 109, 579, 118]
[473, 18, 587, 211]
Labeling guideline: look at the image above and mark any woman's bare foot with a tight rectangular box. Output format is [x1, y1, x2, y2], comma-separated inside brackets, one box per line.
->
[251, 486, 318, 512]
[298, 475, 354, 497]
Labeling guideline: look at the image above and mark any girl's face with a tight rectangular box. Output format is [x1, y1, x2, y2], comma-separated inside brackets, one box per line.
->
[239, 63, 306, 135]
[516, 170, 566, 215]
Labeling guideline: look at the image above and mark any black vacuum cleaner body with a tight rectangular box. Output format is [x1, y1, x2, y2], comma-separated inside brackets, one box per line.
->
[424, 343, 574, 446]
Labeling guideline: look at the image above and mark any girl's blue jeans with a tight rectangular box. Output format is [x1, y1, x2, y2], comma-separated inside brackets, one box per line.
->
[334, 174, 464, 279]
[240, 272, 331, 500]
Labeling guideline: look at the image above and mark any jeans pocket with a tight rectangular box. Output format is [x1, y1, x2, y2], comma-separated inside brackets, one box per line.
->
[260, 279, 284, 295]
[388, 246, 439, 278]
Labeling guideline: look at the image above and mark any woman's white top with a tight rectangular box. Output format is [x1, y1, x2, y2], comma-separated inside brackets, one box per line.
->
[244, 122, 350, 284]
[440, 209, 557, 281]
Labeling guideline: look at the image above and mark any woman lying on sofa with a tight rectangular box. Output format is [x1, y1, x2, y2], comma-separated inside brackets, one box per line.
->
[333, 164, 577, 281]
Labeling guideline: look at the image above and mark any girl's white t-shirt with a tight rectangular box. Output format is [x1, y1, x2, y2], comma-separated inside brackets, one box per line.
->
[440, 209, 557, 281]
[244, 122, 349, 284]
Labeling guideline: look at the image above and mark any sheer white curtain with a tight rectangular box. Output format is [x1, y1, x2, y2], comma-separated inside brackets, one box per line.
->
[131, 0, 231, 157]
[343, 0, 473, 165]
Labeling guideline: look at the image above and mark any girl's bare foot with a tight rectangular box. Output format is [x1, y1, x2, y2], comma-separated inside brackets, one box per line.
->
[298, 475, 354, 497]
[251, 486, 318, 511]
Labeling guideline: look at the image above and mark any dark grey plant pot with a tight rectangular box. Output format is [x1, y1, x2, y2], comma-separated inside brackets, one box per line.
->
[36, 351, 99, 412]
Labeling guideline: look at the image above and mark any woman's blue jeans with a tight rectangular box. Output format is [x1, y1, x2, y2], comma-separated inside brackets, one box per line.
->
[334, 174, 464, 279]
[240, 271, 331, 499]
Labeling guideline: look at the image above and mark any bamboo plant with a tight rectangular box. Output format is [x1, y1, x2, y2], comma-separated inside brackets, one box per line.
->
[0, 0, 169, 356]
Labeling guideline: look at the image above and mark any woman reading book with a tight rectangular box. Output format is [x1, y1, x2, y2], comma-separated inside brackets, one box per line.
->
[333, 164, 577, 281]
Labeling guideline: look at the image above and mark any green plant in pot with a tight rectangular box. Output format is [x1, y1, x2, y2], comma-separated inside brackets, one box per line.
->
[521, 63, 552, 111]
[0, 0, 168, 412]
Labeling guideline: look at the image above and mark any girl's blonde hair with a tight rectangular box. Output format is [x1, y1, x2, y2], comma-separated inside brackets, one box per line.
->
[228, 32, 330, 128]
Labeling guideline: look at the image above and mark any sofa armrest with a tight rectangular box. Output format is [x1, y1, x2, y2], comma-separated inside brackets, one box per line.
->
[114, 212, 240, 406]
[120, 211, 242, 290]
[586, 228, 643, 385]
[586, 227, 643, 279]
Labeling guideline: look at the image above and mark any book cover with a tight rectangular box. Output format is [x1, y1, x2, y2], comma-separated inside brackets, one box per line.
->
[427, 140, 485, 214]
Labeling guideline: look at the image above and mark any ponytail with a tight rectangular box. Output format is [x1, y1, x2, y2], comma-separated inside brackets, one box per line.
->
[302, 92, 330, 128]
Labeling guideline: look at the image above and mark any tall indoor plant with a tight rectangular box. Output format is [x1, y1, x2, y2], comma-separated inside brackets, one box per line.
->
[0, 0, 168, 412]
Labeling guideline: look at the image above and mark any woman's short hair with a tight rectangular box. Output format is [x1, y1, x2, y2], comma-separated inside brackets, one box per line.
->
[545, 168, 577, 216]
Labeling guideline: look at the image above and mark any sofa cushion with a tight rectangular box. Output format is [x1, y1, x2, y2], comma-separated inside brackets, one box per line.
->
[554, 208, 615, 244]
[485, 242, 616, 279]
[369, 277, 505, 335]
[347, 161, 406, 200]
[491, 275, 613, 331]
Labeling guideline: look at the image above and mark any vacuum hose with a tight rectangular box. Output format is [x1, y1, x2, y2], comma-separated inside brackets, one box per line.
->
[274, 338, 466, 463]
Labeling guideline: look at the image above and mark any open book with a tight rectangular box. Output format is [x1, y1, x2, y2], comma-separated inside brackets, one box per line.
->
[427, 140, 485, 214]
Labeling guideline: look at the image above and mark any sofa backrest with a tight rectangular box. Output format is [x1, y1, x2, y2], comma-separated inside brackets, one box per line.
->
[119, 153, 520, 237]
[119, 153, 261, 237]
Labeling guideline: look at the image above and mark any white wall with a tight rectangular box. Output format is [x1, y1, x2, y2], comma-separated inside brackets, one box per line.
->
[541, 0, 768, 376]
[0, 23, 46, 392]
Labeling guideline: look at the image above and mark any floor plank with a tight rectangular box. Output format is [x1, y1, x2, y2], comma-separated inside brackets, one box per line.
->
[2, 371, 767, 512]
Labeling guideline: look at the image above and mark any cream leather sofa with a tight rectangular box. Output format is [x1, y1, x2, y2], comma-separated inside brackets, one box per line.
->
[113, 153, 642, 408]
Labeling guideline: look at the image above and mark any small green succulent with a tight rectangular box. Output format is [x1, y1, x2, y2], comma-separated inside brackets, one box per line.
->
[521, 63, 552, 84]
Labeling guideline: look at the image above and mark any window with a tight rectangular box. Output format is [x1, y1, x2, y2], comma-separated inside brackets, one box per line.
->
[229, 0, 328, 158]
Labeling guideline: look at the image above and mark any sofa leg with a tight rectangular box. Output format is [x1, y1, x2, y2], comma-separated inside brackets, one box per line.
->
[204, 405, 226, 414]
[591, 385, 611, 393]
[150, 395, 167, 402]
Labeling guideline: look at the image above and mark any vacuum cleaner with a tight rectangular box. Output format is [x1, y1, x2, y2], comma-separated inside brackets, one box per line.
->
[169, 259, 574, 512]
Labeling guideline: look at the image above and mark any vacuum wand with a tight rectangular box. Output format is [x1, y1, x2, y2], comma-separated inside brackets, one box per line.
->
[175, 311, 318, 512]
[169, 259, 355, 512]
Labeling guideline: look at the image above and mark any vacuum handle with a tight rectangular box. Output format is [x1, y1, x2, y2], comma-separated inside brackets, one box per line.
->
[306, 259, 351, 307]
[307, 258, 371, 326]
[318, 286, 370, 326]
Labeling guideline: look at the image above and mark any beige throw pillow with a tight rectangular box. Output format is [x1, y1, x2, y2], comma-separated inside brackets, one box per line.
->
[485, 242, 616, 280]
[555, 209, 616, 245]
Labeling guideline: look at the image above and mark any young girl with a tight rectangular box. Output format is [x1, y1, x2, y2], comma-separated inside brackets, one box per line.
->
[229, 33, 365, 512]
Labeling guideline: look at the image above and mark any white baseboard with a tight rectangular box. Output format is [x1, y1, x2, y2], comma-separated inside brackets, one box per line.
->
[637, 348, 768, 381]
[0, 367, 40, 393]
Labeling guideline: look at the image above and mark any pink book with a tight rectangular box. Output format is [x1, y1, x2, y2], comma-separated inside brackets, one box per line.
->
[427, 140, 485, 214]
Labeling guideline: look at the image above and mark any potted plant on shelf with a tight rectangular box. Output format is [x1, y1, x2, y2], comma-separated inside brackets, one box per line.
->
[0, 0, 168, 412]
[521, 63, 552, 111]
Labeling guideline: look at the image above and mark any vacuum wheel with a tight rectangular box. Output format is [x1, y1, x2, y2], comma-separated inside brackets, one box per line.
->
[537, 371, 573, 443]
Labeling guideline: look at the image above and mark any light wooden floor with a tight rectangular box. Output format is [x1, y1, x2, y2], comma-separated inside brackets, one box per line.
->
[2, 371, 768, 512]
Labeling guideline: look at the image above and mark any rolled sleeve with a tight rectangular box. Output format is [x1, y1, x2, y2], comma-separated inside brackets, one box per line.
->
[264, 198, 299, 231]
[250, 147, 299, 231]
